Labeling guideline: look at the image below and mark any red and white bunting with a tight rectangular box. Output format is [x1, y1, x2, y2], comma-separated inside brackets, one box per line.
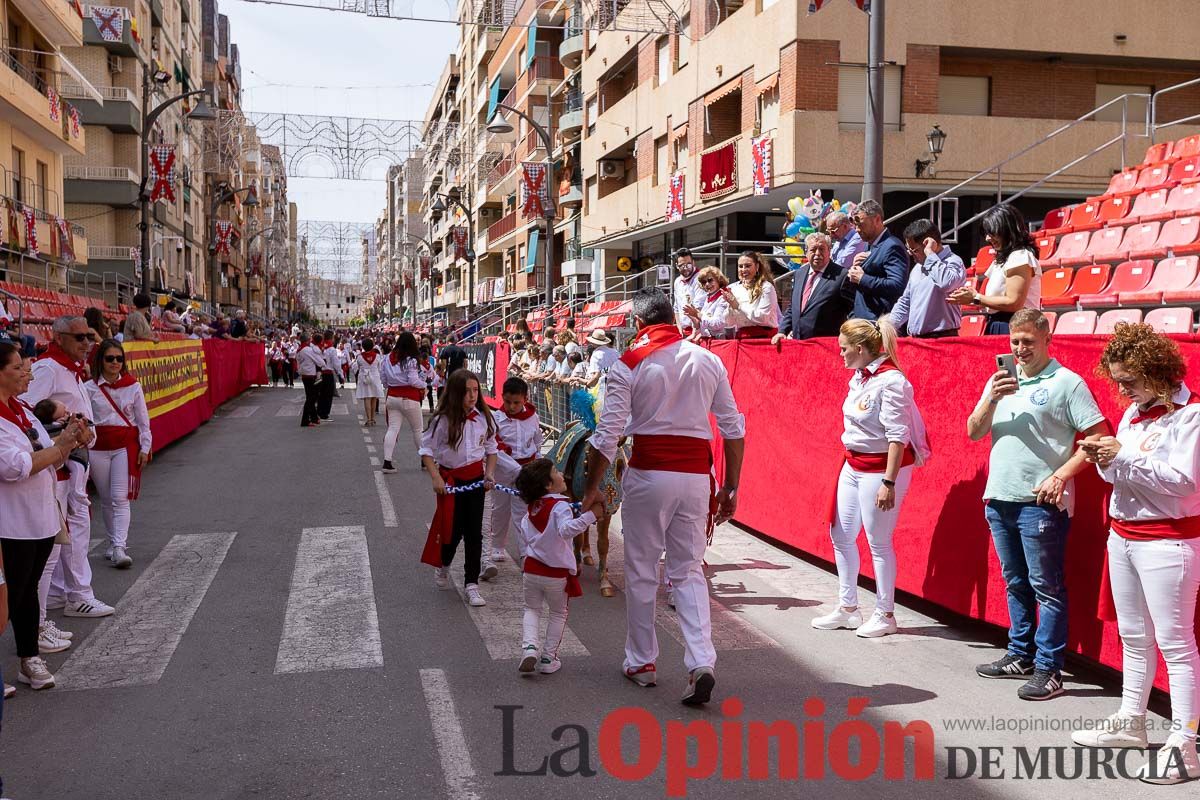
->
[148, 144, 177, 203]
[54, 217, 75, 263]
[452, 226, 468, 261]
[751, 136, 773, 196]
[419, 254, 432, 279]
[665, 171, 685, 223]
[22, 206, 38, 257]
[215, 220, 233, 256]
[47, 86, 61, 123]
[520, 162, 554, 219]
[68, 106, 81, 139]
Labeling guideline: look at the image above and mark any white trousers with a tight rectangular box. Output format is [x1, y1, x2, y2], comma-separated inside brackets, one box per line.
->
[1108, 532, 1200, 737]
[383, 396, 422, 462]
[829, 464, 913, 613]
[484, 452, 527, 558]
[37, 471, 68, 623]
[522, 573, 570, 657]
[621, 467, 714, 673]
[46, 460, 95, 604]
[90, 448, 132, 549]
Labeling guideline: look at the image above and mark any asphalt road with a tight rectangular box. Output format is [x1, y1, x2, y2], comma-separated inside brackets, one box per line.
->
[0, 384, 1182, 799]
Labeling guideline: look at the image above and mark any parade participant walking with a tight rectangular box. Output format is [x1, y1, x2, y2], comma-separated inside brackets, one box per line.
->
[812, 318, 930, 638]
[296, 334, 323, 428]
[23, 316, 114, 619]
[585, 289, 745, 705]
[1071, 324, 1200, 783]
[514, 458, 602, 675]
[380, 332, 427, 474]
[419, 370, 498, 608]
[318, 331, 338, 420]
[354, 338, 384, 427]
[285, 337, 299, 387]
[87, 339, 151, 570]
[268, 339, 287, 386]
[484, 378, 543, 572]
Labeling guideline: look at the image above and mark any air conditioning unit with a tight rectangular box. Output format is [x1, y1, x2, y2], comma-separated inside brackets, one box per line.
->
[108, 54, 123, 74]
[599, 159, 625, 180]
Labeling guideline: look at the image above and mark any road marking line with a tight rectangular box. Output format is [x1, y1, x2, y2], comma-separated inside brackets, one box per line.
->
[365, 444, 377, 454]
[88, 537, 105, 554]
[275, 526, 384, 674]
[276, 406, 298, 417]
[419, 668, 481, 800]
[373, 472, 398, 528]
[369, 456, 381, 467]
[331, 403, 349, 415]
[219, 405, 259, 418]
[56, 532, 236, 690]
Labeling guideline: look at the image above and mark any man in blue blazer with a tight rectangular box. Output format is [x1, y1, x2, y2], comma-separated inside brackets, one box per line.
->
[846, 199, 909, 321]
[773, 232, 854, 342]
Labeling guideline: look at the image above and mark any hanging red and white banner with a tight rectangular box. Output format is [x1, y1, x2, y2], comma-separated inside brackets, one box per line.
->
[250, 252, 262, 276]
[665, 172, 686, 222]
[419, 254, 432, 280]
[90, 5, 124, 40]
[520, 162, 554, 219]
[54, 217, 74, 263]
[47, 86, 61, 123]
[22, 206, 38, 257]
[452, 226, 468, 261]
[810, 0, 869, 11]
[751, 136, 773, 196]
[148, 144, 177, 203]
[699, 140, 737, 201]
[215, 221, 233, 256]
[68, 106, 81, 139]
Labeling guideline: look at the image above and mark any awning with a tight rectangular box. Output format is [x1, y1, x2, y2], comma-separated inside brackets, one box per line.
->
[756, 72, 779, 95]
[671, 122, 688, 141]
[704, 75, 743, 106]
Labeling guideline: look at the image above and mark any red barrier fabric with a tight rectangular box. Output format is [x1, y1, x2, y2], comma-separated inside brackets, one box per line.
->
[708, 334, 1200, 687]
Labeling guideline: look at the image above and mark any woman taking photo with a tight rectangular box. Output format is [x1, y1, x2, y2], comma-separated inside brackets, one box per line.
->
[812, 318, 929, 639]
[684, 266, 731, 340]
[949, 204, 1041, 335]
[379, 332, 426, 474]
[723, 251, 781, 339]
[354, 337, 384, 427]
[0, 341, 90, 690]
[1071, 323, 1200, 784]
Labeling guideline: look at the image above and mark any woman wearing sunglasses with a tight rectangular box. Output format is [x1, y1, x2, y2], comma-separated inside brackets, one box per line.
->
[87, 340, 152, 570]
[683, 267, 731, 340]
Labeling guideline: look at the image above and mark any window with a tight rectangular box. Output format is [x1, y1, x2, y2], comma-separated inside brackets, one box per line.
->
[676, 15, 690, 68]
[704, 89, 741, 148]
[938, 75, 990, 116]
[36, 161, 48, 210]
[11, 147, 25, 203]
[761, 0, 781, 7]
[654, 135, 667, 185]
[1094, 83, 1151, 123]
[656, 36, 670, 86]
[758, 85, 780, 133]
[585, 176, 597, 214]
[586, 95, 598, 134]
[837, 64, 902, 130]
[672, 136, 687, 171]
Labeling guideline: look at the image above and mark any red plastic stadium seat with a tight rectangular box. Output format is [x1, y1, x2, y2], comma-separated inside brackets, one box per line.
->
[1066, 201, 1104, 232]
[1039, 268, 1075, 307]
[1097, 309, 1144, 334]
[1081, 226, 1128, 264]
[1049, 231, 1091, 267]
[1062, 265, 1112, 306]
[973, 246, 996, 275]
[1101, 169, 1140, 198]
[1041, 206, 1073, 234]
[1122, 221, 1163, 259]
[1097, 195, 1133, 227]
[1144, 307, 1193, 334]
[1055, 311, 1097, 335]
[1165, 184, 1200, 217]
[959, 314, 987, 336]
[1130, 188, 1172, 222]
[1175, 134, 1200, 160]
[1136, 163, 1176, 192]
[1155, 215, 1200, 257]
[1143, 256, 1200, 304]
[1142, 141, 1175, 165]
[1042, 311, 1059, 332]
[1168, 156, 1200, 186]
[1079, 260, 1153, 307]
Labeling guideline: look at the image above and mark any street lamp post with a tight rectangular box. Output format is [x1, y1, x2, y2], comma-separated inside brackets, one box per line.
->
[431, 190, 476, 317]
[242, 223, 280, 317]
[207, 184, 258, 316]
[487, 101, 555, 310]
[406, 232, 433, 324]
[138, 68, 214, 295]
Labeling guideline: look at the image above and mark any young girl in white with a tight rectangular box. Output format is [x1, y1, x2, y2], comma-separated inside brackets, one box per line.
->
[380, 332, 427, 473]
[354, 337, 384, 427]
[87, 339, 152, 569]
[813, 317, 930, 638]
[419, 369, 498, 608]
[514, 458, 602, 675]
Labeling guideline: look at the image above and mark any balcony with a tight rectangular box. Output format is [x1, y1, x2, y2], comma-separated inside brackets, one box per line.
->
[486, 209, 517, 244]
[559, 182, 583, 208]
[559, 91, 583, 138]
[62, 84, 141, 133]
[64, 165, 139, 206]
[500, 57, 564, 108]
[0, 51, 86, 155]
[81, 5, 140, 58]
[10, 0, 83, 47]
[559, 17, 584, 71]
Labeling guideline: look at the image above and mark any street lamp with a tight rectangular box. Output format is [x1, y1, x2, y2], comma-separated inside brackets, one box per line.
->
[431, 191, 476, 316]
[207, 184, 258, 315]
[914, 124, 948, 179]
[487, 101, 556, 310]
[138, 67, 215, 295]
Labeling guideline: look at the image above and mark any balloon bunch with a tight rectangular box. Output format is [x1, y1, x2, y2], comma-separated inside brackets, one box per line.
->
[781, 190, 859, 268]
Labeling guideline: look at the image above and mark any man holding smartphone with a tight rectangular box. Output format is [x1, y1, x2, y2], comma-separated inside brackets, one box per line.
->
[966, 309, 1109, 701]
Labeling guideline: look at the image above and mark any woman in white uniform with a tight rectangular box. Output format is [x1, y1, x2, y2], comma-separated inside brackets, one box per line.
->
[353, 337, 385, 427]
[722, 251, 781, 339]
[379, 332, 426, 474]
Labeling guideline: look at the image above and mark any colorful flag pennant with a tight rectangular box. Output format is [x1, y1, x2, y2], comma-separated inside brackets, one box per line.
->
[148, 144, 177, 203]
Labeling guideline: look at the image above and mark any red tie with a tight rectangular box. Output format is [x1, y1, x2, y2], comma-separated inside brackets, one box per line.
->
[800, 268, 822, 312]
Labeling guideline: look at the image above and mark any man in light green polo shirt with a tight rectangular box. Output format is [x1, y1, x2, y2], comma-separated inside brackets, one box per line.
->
[967, 309, 1109, 702]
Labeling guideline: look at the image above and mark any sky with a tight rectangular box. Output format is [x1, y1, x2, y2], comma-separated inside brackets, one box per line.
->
[221, 0, 458, 227]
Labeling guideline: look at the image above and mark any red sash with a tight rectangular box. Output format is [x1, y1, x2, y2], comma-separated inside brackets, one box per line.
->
[620, 324, 683, 369]
[734, 325, 778, 340]
[523, 556, 582, 598]
[420, 461, 485, 567]
[1112, 516, 1200, 541]
[388, 386, 425, 402]
[629, 434, 719, 541]
[844, 446, 917, 473]
[96, 380, 144, 500]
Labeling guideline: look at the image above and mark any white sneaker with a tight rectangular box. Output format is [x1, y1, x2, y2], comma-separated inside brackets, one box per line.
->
[45, 596, 67, 611]
[811, 606, 863, 630]
[41, 619, 73, 641]
[666, 588, 676, 610]
[434, 567, 450, 590]
[37, 626, 70, 654]
[1139, 733, 1200, 785]
[856, 610, 898, 638]
[537, 655, 562, 674]
[465, 583, 486, 607]
[518, 645, 539, 673]
[110, 546, 133, 569]
[3, 682, 15, 699]
[480, 561, 499, 581]
[1071, 712, 1149, 749]
[18, 656, 55, 690]
[64, 599, 115, 618]
[491, 548, 508, 563]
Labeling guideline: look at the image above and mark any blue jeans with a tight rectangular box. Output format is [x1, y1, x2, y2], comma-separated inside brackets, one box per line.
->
[985, 500, 1071, 671]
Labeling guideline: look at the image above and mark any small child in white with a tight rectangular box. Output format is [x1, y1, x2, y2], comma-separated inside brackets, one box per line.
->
[514, 458, 603, 675]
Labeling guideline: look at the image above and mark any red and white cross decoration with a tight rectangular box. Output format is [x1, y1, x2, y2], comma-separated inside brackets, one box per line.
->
[22, 206, 38, 257]
[47, 87, 61, 123]
[751, 136, 773, 196]
[148, 145, 177, 203]
[54, 217, 75, 263]
[665, 171, 686, 223]
[520, 162, 553, 219]
[452, 226, 468, 261]
[90, 6, 124, 41]
[68, 106, 81, 139]
[214, 221, 233, 256]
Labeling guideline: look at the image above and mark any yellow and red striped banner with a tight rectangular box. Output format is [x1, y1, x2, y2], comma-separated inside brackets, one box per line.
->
[123, 340, 209, 418]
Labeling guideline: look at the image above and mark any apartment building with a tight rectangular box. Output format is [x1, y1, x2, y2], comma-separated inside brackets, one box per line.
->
[579, 0, 1200, 280]
[376, 155, 424, 320]
[1, 0, 90, 289]
[257, 142, 289, 317]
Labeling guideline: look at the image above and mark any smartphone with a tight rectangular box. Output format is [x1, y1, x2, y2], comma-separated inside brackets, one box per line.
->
[995, 353, 1018, 382]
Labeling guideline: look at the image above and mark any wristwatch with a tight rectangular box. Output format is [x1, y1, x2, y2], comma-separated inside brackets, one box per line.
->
[881, 478, 896, 488]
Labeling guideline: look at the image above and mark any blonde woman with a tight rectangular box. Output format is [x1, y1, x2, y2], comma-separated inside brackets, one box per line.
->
[722, 251, 781, 339]
[813, 317, 930, 638]
[683, 267, 730, 340]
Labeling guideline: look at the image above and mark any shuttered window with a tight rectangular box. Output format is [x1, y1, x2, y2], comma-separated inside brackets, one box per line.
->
[938, 75, 990, 116]
[838, 65, 902, 130]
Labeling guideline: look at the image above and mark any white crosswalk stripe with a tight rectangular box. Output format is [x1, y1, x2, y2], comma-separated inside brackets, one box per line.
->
[275, 526, 384, 674]
[276, 406, 298, 417]
[56, 532, 236, 690]
[331, 403, 349, 415]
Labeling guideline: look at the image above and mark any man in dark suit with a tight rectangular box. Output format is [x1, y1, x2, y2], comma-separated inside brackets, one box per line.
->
[846, 199, 909, 321]
[773, 232, 854, 342]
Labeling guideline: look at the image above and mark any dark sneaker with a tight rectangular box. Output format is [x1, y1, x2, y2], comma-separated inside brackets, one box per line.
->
[976, 653, 1035, 679]
[1018, 669, 1065, 701]
[681, 666, 715, 706]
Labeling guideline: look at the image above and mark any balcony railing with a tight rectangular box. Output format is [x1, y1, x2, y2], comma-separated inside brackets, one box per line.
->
[487, 209, 517, 241]
[89, 245, 135, 260]
[65, 165, 138, 182]
[2, 44, 50, 95]
[487, 154, 515, 188]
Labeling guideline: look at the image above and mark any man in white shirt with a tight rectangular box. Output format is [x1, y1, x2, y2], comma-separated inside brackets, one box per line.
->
[585, 289, 745, 706]
[318, 330, 339, 419]
[583, 329, 618, 389]
[296, 333, 324, 427]
[672, 249, 707, 333]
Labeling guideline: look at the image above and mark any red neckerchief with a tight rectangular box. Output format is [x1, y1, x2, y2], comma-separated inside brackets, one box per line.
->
[389, 350, 402, 365]
[1131, 392, 1200, 425]
[528, 496, 566, 533]
[858, 358, 901, 382]
[99, 372, 138, 390]
[505, 402, 537, 421]
[619, 323, 684, 369]
[0, 397, 33, 432]
[38, 342, 89, 383]
[706, 290, 723, 304]
[362, 350, 378, 365]
[467, 409, 479, 422]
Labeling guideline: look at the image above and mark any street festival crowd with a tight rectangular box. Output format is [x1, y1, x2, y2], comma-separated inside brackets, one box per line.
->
[0, 200, 1199, 788]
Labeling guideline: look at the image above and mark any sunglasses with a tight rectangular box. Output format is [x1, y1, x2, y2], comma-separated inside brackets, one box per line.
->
[104, 355, 125, 364]
[61, 333, 91, 343]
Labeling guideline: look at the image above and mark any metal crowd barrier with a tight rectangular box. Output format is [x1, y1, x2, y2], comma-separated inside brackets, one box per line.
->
[525, 377, 581, 439]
